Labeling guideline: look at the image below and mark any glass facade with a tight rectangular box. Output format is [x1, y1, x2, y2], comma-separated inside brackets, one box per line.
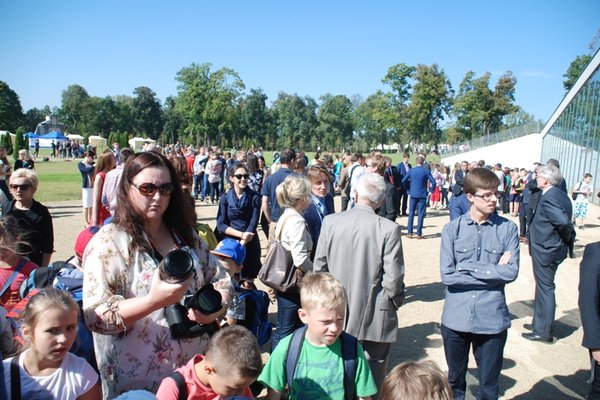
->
[541, 54, 600, 206]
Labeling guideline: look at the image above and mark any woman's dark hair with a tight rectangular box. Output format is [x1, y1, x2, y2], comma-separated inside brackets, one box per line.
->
[114, 151, 197, 253]
[246, 153, 258, 174]
[228, 161, 247, 178]
[171, 156, 192, 187]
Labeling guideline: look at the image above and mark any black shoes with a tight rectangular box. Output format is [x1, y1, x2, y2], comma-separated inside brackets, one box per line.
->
[522, 332, 553, 343]
[523, 323, 533, 331]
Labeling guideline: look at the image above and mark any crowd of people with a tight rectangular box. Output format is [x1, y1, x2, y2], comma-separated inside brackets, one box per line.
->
[0, 141, 598, 400]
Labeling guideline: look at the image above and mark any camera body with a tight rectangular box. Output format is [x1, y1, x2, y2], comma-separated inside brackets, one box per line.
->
[160, 250, 223, 340]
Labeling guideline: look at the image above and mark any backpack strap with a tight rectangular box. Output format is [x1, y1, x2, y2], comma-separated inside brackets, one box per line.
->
[0, 259, 27, 298]
[286, 326, 307, 394]
[10, 355, 21, 400]
[339, 332, 357, 400]
[168, 371, 187, 400]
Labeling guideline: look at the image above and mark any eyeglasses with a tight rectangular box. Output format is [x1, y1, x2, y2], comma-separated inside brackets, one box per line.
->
[472, 192, 499, 201]
[133, 182, 174, 197]
[9, 184, 32, 191]
[233, 174, 249, 180]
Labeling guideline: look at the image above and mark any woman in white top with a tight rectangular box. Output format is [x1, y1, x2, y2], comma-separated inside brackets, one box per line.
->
[573, 173, 594, 228]
[270, 175, 313, 351]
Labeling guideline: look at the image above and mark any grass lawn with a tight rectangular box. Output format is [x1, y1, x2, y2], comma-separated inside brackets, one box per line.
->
[28, 149, 441, 203]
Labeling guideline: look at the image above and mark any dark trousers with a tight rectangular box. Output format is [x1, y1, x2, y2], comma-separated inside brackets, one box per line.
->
[209, 181, 220, 202]
[407, 197, 426, 236]
[201, 173, 209, 199]
[442, 325, 507, 400]
[589, 358, 600, 400]
[398, 190, 409, 215]
[341, 195, 350, 211]
[361, 340, 391, 397]
[0, 181, 12, 201]
[271, 291, 302, 352]
[193, 173, 203, 198]
[532, 257, 559, 338]
[519, 202, 528, 237]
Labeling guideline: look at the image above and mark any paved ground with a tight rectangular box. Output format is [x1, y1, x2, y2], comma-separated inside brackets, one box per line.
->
[48, 198, 599, 399]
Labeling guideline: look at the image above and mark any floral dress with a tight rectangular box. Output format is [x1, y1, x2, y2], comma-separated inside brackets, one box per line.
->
[82, 224, 231, 399]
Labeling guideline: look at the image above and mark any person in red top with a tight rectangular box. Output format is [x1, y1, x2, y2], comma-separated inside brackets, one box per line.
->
[91, 150, 116, 226]
[155, 325, 262, 400]
[0, 217, 38, 308]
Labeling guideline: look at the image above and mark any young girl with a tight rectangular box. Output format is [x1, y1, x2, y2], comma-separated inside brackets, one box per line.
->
[3, 288, 101, 399]
[0, 217, 38, 308]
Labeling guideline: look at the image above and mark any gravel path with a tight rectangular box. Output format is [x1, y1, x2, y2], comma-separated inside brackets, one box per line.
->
[48, 198, 599, 399]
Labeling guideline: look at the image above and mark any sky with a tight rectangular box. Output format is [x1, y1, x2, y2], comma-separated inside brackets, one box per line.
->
[1, 1, 599, 124]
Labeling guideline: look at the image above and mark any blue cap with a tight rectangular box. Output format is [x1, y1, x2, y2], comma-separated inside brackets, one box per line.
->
[211, 238, 246, 266]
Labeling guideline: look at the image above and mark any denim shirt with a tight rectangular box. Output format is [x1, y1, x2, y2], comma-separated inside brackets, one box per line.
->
[440, 212, 520, 334]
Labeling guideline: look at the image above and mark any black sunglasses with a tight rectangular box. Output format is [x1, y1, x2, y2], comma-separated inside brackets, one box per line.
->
[133, 182, 174, 197]
[233, 174, 249, 180]
[10, 184, 32, 191]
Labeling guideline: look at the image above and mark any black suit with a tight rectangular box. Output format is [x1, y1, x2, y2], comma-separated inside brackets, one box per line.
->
[452, 170, 466, 196]
[528, 186, 573, 338]
[579, 242, 600, 398]
[396, 162, 411, 215]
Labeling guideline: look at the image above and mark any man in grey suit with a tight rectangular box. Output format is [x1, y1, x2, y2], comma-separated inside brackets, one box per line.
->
[314, 173, 405, 393]
[524, 164, 574, 343]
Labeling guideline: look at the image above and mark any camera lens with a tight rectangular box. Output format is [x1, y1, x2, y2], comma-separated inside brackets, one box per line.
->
[186, 284, 222, 314]
[159, 249, 194, 283]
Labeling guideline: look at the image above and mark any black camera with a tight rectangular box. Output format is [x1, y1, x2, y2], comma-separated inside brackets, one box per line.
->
[160, 250, 223, 340]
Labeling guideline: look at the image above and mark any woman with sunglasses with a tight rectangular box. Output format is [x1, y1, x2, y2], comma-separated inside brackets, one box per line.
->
[82, 151, 231, 398]
[216, 162, 262, 279]
[5, 168, 53, 267]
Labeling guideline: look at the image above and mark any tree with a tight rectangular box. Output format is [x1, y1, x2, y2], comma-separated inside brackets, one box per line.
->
[382, 63, 415, 144]
[24, 106, 51, 133]
[1, 132, 13, 155]
[59, 84, 90, 133]
[131, 86, 163, 140]
[0, 81, 25, 133]
[271, 93, 318, 149]
[354, 90, 397, 150]
[406, 64, 453, 145]
[13, 127, 26, 160]
[453, 72, 494, 140]
[317, 94, 354, 151]
[563, 54, 593, 92]
[490, 71, 519, 132]
[163, 96, 184, 144]
[239, 88, 272, 148]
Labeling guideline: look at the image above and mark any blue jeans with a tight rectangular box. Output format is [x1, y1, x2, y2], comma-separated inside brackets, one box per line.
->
[193, 174, 203, 198]
[271, 291, 302, 352]
[441, 325, 507, 400]
[407, 197, 427, 236]
[201, 173, 209, 199]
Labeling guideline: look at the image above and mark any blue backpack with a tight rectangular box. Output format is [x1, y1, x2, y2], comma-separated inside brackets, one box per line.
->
[237, 285, 272, 347]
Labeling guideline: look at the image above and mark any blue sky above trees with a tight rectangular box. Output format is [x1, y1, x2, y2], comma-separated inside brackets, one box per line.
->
[1, 0, 598, 122]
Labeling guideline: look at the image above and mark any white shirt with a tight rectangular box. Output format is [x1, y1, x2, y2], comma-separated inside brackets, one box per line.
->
[3, 351, 98, 400]
[349, 163, 365, 207]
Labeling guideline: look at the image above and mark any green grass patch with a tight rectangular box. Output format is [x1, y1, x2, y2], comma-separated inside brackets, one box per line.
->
[33, 160, 82, 203]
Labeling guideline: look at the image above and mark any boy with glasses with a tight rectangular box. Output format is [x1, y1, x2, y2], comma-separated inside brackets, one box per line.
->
[439, 168, 520, 400]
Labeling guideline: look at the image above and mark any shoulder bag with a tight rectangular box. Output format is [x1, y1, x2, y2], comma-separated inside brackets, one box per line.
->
[258, 215, 302, 293]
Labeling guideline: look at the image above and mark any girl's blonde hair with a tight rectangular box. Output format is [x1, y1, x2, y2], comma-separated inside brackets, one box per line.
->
[276, 175, 311, 209]
[20, 288, 79, 333]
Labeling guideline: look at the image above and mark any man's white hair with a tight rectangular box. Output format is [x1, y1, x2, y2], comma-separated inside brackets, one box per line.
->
[356, 173, 386, 208]
[538, 164, 563, 186]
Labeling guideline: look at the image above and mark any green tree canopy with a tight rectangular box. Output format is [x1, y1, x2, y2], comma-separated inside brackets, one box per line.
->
[0, 81, 25, 133]
[132, 86, 163, 140]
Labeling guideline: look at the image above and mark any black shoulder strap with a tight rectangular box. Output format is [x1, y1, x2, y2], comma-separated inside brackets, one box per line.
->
[286, 326, 307, 393]
[169, 371, 187, 400]
[286, 326, 357, 400]
[339, 332, 357, 400]
[10, 355, 21, 400]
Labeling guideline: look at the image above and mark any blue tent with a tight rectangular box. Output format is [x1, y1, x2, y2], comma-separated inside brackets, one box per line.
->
[41, 131, 67, 140]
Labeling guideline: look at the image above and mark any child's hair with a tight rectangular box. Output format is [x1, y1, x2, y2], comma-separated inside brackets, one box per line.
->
[300, 272, 347, 313]
[20, 288, 80, 332]
[204, 325, 262, 380]
[0, 216, 28, 256]
[380, 360, 452, 400]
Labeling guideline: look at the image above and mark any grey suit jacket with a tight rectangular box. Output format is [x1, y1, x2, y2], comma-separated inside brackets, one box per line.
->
[314, 204, 405, 343]
[529, 186, 573, 266]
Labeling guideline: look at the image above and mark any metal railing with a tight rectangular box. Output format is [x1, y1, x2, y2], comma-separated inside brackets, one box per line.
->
[442, 122, 544, 156]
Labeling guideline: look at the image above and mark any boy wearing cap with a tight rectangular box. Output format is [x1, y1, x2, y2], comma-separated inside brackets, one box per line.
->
[210, 238, 249, 326]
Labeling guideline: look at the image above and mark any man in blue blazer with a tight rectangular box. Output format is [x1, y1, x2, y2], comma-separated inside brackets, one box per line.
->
[402, 155, 436, 239]
[524, 164, 574, 343]
[579, 241, 600, 398]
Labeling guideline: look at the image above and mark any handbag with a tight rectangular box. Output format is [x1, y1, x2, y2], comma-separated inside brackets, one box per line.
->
[258, 216, 302, 293]
[571, 181, 582, 201]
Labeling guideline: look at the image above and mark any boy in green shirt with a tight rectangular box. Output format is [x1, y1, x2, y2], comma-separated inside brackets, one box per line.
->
[259, 272, 377, 399]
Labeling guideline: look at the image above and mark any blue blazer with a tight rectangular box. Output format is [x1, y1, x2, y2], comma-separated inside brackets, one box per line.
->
[303, 193, 335, 246]
[402, 165, 436, 198]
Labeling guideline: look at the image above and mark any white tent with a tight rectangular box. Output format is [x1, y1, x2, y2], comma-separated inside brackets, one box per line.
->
[67, 134, 84, 140]
[88, 135, 108, 149]
[129, 137, 156, 152]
